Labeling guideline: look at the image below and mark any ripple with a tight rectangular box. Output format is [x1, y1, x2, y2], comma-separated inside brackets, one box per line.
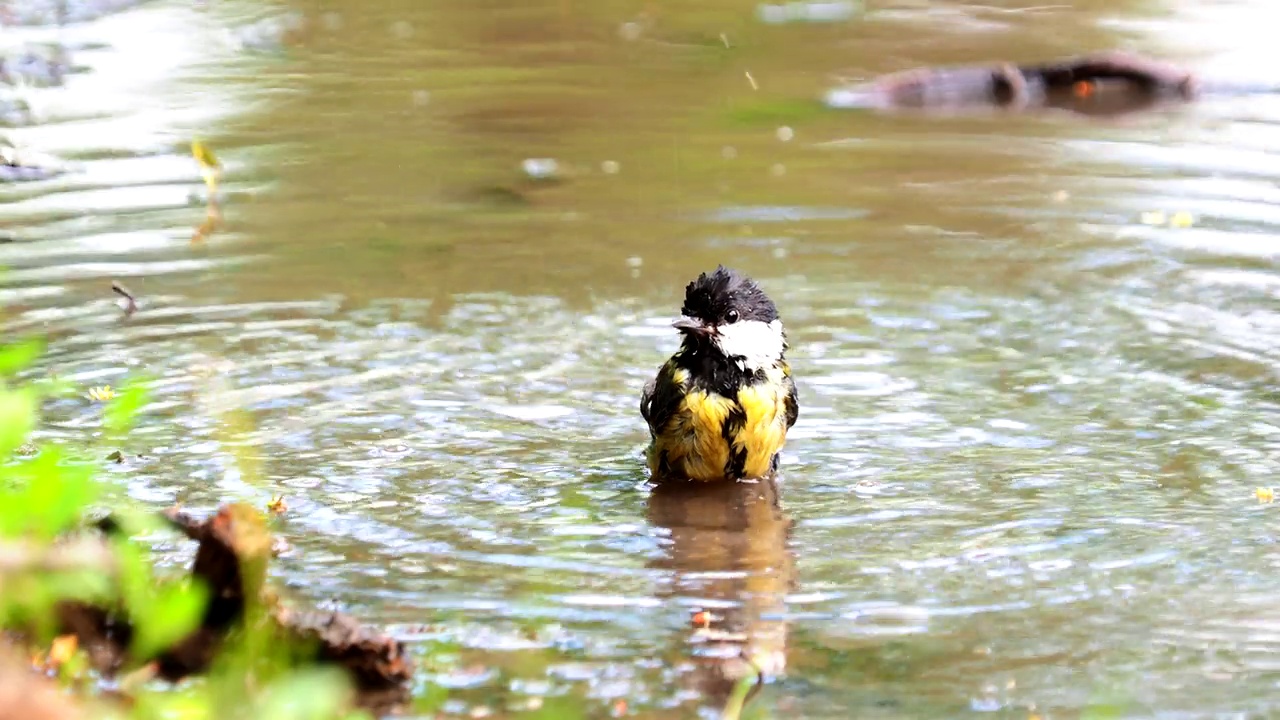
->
[8, 0, 1280, 715]
[698, 205, 869, 223]
[803, 371, 916, 396]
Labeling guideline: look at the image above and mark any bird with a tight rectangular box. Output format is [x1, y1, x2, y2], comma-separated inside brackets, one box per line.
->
[640, 266, 799, 483]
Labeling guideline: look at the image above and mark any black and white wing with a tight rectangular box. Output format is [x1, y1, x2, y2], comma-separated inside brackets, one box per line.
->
[640, 359, 685, 439]
[782, 362, 799, 430]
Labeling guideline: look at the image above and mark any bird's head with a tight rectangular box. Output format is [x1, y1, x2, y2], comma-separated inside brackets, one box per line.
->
[674, 266, 786, 371]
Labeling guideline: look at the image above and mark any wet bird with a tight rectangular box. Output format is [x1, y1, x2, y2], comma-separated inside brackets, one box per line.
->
[641, 266, 799, 482]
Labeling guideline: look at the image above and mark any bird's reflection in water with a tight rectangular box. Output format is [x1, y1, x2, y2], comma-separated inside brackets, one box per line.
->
[646, 477, 796, 715]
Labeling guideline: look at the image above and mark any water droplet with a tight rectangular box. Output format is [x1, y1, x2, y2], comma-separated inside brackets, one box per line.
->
[521, 158, 559, 179]
[757, 1, 859, 24]
[619, 22, 642, 41]
[601, 160, 620, 174]
[970, 697, 1002, 712]
[770, 163, 786, 176]
[777, 126, 794, 142]
[722, 146, 738, 160]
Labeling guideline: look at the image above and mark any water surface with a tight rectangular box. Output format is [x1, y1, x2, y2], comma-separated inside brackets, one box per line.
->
[4, 0, 1280, 716]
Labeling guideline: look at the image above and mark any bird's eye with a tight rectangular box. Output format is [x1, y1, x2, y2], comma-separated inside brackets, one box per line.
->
[726, 309, 739, 323]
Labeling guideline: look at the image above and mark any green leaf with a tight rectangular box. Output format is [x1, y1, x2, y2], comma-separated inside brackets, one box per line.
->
[104, 505, 171, 537]
[18, 447, 99, 539]
[130, 578, 209, 660]
[130, 681, 211, 720]
[104, 378, 151, 435]
[114, 538, 203, 658]
[0, 337, 43, 377]
[721, 671, 757, 720]
[32, 375, 79, 399]
[254, 668, 354, 720]
[413, 682, 449, 716]
[0, 386, 37, 458]
[114, 539, 151, 611]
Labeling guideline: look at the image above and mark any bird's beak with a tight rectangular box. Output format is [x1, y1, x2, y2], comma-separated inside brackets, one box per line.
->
[673, 315, 713, 337]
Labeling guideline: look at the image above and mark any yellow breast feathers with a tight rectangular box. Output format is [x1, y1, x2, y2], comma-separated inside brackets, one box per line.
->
[646, 364, 794, 482]
[734, 369, 791, 478]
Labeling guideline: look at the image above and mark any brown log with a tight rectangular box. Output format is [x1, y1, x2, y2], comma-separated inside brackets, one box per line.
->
[831, 51, 1199, 115]
[1025, 51, 1196, 98]
[271, 605, 414, 690]
[16, 504, 413, 699]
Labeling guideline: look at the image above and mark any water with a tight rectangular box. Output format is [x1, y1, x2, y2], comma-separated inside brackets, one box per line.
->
[4, 0, 1280, 717]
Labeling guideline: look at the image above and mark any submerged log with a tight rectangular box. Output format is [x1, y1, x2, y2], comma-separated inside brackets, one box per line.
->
[824, 51, 1240, 116]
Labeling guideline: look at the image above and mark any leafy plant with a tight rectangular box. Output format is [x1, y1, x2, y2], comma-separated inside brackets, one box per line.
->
[0, 336, 366, 720]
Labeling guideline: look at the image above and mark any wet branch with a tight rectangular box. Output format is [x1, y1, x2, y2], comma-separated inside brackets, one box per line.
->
[110, 281, 137, 316]
[21, 504, 413, 703]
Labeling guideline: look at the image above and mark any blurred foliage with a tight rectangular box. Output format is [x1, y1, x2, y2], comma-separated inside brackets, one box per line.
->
[0, 335, 371, 720]
[0, 331, 620, 719]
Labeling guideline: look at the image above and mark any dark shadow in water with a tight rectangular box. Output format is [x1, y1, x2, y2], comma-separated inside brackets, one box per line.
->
[646, 477, 796, 715]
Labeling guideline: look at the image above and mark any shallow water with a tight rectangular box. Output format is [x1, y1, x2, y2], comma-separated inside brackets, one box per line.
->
[4, 0, 1280, 717]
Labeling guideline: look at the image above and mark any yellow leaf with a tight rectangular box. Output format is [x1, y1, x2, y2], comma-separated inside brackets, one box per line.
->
[1170, 211, 1194, 228]
[1257, 487, 1274, 503]
[191, 140, 221, 170]
[49, 635, 78, 666]
[87, 385, 115, 402]
[266, 494, 287, 515]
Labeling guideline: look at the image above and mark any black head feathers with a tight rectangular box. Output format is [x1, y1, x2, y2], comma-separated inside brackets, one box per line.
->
[681, 266, 780, 326]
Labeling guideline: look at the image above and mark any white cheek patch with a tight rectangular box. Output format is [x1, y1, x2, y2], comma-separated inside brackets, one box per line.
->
[714, 319, 785, 370]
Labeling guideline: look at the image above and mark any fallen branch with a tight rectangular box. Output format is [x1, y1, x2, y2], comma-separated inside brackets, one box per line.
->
[110, 281, 137, 316]
[271, 605, 414, 690]
[827, 50, 1202, 115]
[16, 504, 412, 703]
